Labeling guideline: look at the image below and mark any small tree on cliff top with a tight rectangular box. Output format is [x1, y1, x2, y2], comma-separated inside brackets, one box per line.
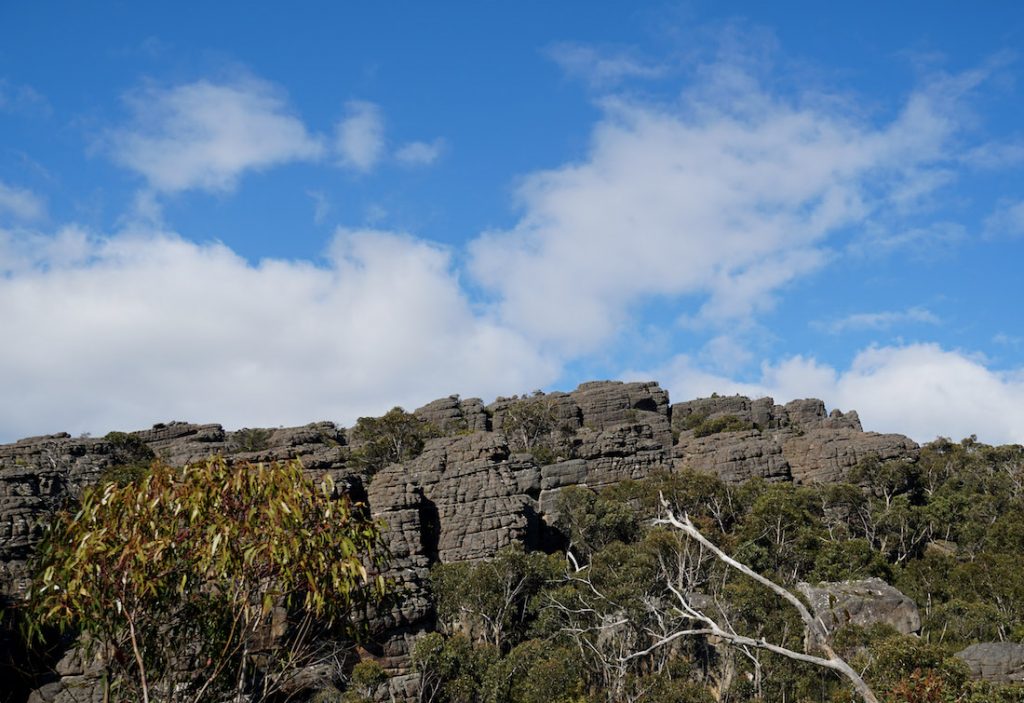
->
[25, 457, 388, 703]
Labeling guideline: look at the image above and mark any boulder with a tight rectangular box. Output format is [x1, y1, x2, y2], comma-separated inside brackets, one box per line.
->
[798, 578, 921, 637]
[956, 642, 1024, 683]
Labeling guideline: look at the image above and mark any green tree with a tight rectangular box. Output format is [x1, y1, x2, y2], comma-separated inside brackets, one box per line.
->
[100, 431, 157, 486]
[554, 486, 640, 564]
[412, 633, 497, 703]
[431, 545, 561, 653]
[25, 457, 387, 703]
[480, 639, 582, 703]
[349, 407, 438, 475]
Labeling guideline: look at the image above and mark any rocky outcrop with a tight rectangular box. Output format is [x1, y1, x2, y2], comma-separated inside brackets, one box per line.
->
[414, 396, 490, 435]
[671, 396, 862, 435]
[956, 642, 1024, 683]
[0, 382, 924, 702]
[783, 429, 919, 484]
[671, 395, 917, 485]
[673, 430, 791, 482]
[798, 578, 921, 637]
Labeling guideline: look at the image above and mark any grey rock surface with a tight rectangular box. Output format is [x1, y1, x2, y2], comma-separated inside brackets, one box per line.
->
[674, 430, 792, 482]
[956, 642, 1024, 683]
[783, 429, 919, 484]
[798, 577, 921, 637]
[414, 395, 490, 435]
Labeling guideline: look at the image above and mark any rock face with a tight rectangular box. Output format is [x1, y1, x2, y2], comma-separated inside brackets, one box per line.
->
[672, 395, 917, 485]
[798, 578, 922, 637]
[956, 642, 1024, 683]
[673, 430, 791, 483]
[783, 429, 920, 484]
[0, 383, 922, 702]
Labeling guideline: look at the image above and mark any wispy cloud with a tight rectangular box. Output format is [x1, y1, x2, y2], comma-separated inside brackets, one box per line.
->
[984, 199, 1024, 239]
[395, 138, 445, 167]
[546, 42, 665, 87]
[848, 221, 966, 259]
[0, 181, 46, 222]
[106, 77, 324, 193]
[815, 306, 940, 334]
[307, 190, 331, 225]
[334, 100, 385, 172]
[0, 78, 51, 117]
[469, 64, 974, 354]
[962, 139, 1024, 170]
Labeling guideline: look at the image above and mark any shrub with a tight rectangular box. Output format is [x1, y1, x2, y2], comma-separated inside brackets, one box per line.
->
[25, 457, 387, 703]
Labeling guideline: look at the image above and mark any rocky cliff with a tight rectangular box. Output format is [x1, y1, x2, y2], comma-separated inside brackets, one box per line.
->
[0, 381, 921, 702]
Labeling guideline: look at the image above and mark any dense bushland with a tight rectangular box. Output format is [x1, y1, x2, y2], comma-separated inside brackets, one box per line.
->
[416, 438, 1024, 703]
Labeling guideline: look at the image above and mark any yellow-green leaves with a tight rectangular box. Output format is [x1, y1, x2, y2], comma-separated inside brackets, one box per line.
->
[25, 456, 388, 702]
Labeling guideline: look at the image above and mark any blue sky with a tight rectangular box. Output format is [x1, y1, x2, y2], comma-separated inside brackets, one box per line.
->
[2, 2, 1023, 444]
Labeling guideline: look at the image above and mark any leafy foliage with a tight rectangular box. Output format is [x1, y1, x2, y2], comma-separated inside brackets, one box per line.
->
[349, 407, 438, 475]
[99, 431, 156, 486]
[498, 395, 568, 464]
[431, 545, 561, 652]
[234, 427, 274, 452]
[25, 457, 387, 703]
[680, 412, 753, 437]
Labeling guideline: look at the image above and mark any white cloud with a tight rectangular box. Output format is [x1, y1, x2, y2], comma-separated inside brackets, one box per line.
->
[107, 77, 323, 193]
[546, 43, 665, 87]
[984, 200, 1024, 239]
[816, 306, 940, 334]
[0, 226, 557, 442]
[469, 68, 965, 355]
[648, 344, 1024, 445]
[395, 138, 444, 167]
[0, 181, 46, 221]
[335, 100, 385, 172]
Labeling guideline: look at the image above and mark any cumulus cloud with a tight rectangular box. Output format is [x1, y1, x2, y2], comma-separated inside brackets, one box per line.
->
[0, 181, 46, 222]
[0, 226, 557, 442]
[816, 306, 940, 334]
[335, 100, 385, 172]
[469, 68, 965, 355]
[546, 42, 666, 87]
[648, 344, 1024, 445]
[395, 138, 444, 167]
[106, 77, 324, 192]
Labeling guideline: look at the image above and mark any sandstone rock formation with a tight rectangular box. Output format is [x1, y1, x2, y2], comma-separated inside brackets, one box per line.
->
[956, 642, 1024, 683]
[798, 578, 922, 638]
[0, 382, 922, 702]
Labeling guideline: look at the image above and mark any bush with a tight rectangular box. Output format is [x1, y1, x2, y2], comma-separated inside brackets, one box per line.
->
[99, 431, 156, 486]
[25, 457, 387, 703]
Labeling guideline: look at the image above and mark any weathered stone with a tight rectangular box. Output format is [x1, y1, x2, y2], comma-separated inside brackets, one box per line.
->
[956, 642, 1024, 683]
[783, 429, 919, 484]
[415, 395, 490, 435]
[573, 381, 672, 446]
[798, 578, 921, 637]
[674, 430, 791, 482]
